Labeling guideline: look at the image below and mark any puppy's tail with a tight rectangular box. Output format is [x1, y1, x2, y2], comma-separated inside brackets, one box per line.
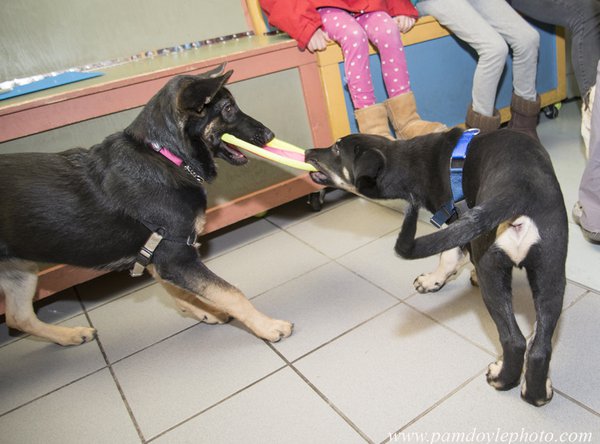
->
[395, 201, 507, 259]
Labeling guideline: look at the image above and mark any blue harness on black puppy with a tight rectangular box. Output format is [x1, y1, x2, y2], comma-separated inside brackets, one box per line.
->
[430, 128, 480, 228]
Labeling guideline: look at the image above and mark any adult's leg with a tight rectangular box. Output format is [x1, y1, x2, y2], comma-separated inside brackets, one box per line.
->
[511, 0, 600, 104]
[469, 0, 539, 103]
[417, 0, 508, 117]
[576, 60, 600, 239]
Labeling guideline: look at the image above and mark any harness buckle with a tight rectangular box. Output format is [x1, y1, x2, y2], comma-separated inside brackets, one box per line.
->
[430, 200, 457, 228]
[130, 231, 164, 277]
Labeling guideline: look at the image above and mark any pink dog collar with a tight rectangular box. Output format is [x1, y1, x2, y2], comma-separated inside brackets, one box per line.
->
[149, 141, 183, 166]
[158, 147, 183, 166]
[148, 141, 204, 183]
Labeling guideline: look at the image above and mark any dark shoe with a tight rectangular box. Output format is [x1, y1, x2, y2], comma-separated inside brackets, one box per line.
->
[465, 105, 501, 134]
[572, 202, 600, 243]
[507, 93, 541, 142]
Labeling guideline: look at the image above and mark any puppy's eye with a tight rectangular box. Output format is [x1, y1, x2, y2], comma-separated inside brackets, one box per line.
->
[222, 104, 235, 117]
[332, 144, 340, 156]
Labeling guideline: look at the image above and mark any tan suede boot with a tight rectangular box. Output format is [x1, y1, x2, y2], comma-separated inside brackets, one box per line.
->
[354, 103, 394, 139]
[507, 93, 541, 142]
[384, 92, 447, 140]
[465, 104, 501, 134]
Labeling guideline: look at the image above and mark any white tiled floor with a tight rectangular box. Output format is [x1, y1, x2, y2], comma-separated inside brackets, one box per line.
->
[1, 101, 599, 443]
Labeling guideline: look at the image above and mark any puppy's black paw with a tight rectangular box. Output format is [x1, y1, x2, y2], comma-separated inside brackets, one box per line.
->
[521, 379, 553, 407]
[395, 241, 414, 258]
[486, 361, 521, 391]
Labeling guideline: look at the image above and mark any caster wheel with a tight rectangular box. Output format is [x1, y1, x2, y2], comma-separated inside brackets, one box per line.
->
[543, 104, 560, 119]
[308, 190, 326, 212]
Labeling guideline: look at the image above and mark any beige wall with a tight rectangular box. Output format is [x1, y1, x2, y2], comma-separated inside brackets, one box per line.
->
[0, 0, 249, 80]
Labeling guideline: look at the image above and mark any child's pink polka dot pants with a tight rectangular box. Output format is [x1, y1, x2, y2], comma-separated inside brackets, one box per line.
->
[319, 8, 411, 109]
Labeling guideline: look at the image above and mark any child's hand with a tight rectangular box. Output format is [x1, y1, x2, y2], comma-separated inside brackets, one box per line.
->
[307, 28, 331, 52]
[394, 15, 416, 33]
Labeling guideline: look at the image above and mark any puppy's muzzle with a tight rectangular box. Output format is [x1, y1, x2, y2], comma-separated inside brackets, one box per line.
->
[304, 149, 331, 185]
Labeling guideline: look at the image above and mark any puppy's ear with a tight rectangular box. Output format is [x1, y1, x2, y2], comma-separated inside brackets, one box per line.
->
[179, 71, 234, 111]
[201, 63, 227, 79]
[354, 148, 385, 198]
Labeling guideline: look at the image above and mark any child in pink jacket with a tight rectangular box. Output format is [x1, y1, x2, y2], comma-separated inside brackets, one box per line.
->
[260, 0, 446, 139]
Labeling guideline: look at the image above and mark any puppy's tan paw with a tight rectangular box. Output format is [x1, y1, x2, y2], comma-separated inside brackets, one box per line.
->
[257, 319, 294, 343]
[58, 326, 97, 346]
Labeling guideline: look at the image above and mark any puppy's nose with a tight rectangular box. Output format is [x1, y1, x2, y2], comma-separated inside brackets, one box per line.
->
[261, 128, 275, 144]
[304, 148, 320, 163]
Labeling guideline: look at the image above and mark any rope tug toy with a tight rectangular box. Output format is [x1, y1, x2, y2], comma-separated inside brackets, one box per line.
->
[221, 133, 316, 172]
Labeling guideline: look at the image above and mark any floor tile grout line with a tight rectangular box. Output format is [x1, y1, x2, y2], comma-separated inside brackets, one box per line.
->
[202, 225, 282, 263]
[144, 364, 289, 443]
[76, 286, 147, 444]
[200, 195, 356, 263]
[271, 196, 406, 262]
[288, 300, 404, 364]
[381, 369, 487, 444]
[286, 217, 405, 262]
[0, 367, 108, 420]
[246, 259, 335, 302]
[80, 277, 157, 313]
[565, 278, 600, 296]
[266, 342, 375, 444]
[0, 277, 158, 351]
[263, 192, 358, 231]
[101, 321, 201, 366]
[554, 389, 600, 418]
[331, 258, 419, 303]
[561, 289, 592, 314]
[399, 298, 499, 359]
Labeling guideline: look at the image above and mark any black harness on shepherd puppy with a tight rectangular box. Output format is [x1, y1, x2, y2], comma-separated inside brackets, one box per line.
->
[130, 142, 205, 277]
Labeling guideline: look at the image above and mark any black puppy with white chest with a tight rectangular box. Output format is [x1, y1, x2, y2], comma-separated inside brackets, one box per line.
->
[0, 64, 293, 346]
[305, 128, 567, 406]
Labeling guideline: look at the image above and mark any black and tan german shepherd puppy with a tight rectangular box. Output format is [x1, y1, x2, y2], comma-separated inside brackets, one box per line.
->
[0, 64, 293, 346]
[306, 128, 567, 406]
